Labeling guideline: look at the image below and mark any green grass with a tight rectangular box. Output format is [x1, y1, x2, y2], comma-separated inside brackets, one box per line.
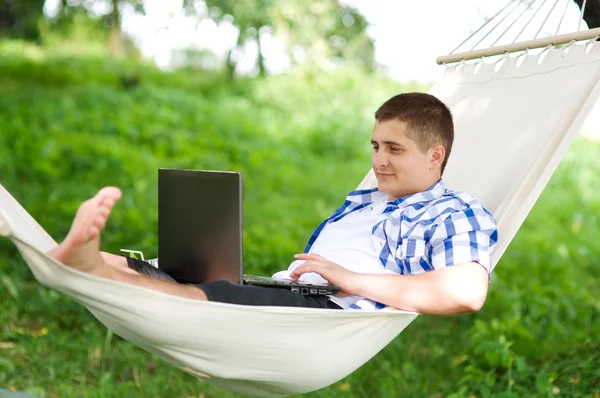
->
[0, 42, 599, 397]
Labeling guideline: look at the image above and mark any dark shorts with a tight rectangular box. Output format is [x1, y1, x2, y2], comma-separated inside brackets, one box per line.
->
[125, 257, 342, 310]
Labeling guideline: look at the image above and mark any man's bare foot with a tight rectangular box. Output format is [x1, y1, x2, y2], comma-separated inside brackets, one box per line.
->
[49, 187, 122, 274]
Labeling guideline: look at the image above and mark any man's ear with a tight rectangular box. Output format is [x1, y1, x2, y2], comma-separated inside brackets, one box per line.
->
[430, 145, 445, 169]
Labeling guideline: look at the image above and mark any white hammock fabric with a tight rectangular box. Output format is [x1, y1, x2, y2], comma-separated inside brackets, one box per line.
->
[1, 41, 600, 396]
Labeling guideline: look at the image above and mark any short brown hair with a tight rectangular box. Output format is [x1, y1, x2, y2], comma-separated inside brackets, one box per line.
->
[375, 93, 454, 174]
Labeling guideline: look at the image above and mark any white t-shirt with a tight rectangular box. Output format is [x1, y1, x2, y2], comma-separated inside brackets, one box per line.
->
[273, 199, 394, 309]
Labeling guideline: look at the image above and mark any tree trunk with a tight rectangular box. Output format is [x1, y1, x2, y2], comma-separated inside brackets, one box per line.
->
[225, 33, 242, 79]
[226, 47, 237, 79]
[573, 0, 600, 28]
[256, 30, 266, 77]
[108, 0, 126, 58]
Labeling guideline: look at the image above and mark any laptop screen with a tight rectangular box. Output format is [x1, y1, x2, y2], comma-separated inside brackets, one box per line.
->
[158, 169, 243, 284]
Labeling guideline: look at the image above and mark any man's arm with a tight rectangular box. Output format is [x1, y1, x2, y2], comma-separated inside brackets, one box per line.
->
[291, 254, 488, 315]
[349, 262, 488, 315]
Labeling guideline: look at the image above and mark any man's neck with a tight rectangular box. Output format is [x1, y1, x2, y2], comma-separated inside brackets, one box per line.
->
[387, 178, 443, 201]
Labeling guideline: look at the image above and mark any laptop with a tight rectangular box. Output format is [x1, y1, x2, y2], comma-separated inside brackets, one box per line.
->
[157, 168, 340, 296]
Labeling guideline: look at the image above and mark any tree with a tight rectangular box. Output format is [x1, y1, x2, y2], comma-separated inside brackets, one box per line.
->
[197, 0, 272, 77]
[0, 0, 45, 41]
[53, 0, 145, 57]
[108, 0, 125, 57]
[0, 0, 145, 56]
[189, 0, 374, 78]
[271, 0, 373, 72]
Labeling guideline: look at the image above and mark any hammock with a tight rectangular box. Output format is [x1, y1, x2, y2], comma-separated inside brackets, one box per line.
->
[2, 5, 600, 397]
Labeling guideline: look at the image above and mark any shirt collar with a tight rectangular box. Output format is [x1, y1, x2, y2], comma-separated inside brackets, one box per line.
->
[345, 179, 446, 208]
[390, 179, 445, 209]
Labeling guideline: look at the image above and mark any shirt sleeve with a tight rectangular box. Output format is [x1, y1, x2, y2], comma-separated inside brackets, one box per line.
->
[429, 206, 498, 274]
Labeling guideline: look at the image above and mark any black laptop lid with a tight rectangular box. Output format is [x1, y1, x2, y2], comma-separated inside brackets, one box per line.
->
[158, 169, 243, 284]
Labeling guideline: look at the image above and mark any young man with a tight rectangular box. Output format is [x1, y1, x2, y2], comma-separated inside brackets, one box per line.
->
[49, 92, 498, 315]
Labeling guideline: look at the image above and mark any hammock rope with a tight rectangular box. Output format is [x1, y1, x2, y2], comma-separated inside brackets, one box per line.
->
[444, 0, 597, 64]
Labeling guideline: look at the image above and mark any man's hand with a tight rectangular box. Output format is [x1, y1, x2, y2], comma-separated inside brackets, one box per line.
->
[290, 253, 359, 295]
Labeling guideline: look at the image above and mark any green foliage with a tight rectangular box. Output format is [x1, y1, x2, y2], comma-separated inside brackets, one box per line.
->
[0, 43, 599, 398]
[3, 0, 374, 77]
[39, 10, 112, 51]
[271, 0, 374, 70]
[0, 0, 45, 41]
[189, 0, 374, 76]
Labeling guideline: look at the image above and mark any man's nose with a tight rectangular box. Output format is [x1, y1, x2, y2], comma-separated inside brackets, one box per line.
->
[373, 150, 389, 167]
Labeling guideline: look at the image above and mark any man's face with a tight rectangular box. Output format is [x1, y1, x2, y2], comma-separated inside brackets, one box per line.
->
[371, 119, 439, 200]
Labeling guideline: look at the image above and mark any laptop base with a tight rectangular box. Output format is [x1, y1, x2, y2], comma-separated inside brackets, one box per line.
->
[242, 275, 340, 296]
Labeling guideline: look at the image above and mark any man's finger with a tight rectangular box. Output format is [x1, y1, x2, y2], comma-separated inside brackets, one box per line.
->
[290, 264, 310, 278]
[290, 262, 319, 279]
[294, 253, 323, 261]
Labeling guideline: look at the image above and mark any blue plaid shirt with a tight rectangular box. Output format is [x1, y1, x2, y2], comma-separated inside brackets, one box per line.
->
[304, 179, 498, 278]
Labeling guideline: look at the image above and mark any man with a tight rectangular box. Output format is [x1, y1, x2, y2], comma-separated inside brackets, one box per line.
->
[49, 92, 498, 315]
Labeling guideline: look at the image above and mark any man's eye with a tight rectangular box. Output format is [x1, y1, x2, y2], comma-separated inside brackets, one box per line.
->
[391, 147, 402, 152]
[372, 146, 379, 151]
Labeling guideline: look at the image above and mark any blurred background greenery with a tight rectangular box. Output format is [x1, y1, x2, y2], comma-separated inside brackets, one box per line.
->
[0, 1, 599, 397]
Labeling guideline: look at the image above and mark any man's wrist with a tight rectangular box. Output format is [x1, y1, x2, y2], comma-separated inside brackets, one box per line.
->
[345, 272, 363, 296]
